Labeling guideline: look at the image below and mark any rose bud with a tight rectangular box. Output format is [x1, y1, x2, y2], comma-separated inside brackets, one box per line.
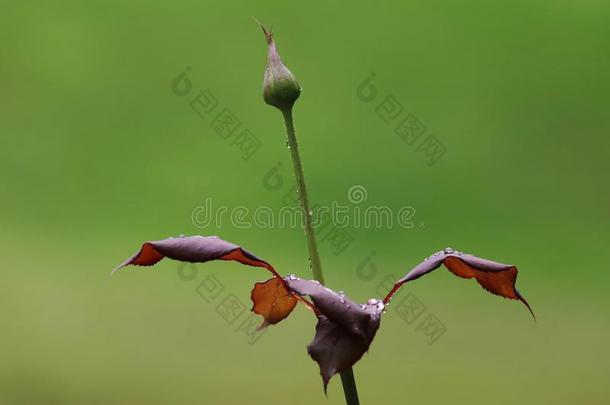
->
[260, 24, 301, 112]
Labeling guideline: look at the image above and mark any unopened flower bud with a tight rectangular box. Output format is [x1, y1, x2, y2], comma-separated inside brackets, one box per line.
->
[260, 26, 301, 111]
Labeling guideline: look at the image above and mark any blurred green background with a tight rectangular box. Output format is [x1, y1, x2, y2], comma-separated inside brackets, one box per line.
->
[1, 0, 609, 404]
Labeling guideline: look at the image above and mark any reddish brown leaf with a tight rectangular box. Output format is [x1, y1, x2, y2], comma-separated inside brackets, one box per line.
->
[251, 277, 298, 329]
[112, 235, 280, 279]
[384, 248, 534, 319]
[285, 277, 384, 392]
[113, 235, 307, 326]
[445, 256, 517, 297]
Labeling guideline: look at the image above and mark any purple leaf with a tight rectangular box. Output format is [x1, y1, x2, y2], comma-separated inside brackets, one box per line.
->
[112, 235, 281, 279]
[285, 277, 384, 392]
[384, 248, 535, 319]
[112, 235, 306, 327]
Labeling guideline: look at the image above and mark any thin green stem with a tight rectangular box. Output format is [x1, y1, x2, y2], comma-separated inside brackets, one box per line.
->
[281, 109, 325, 284]
[281, 108, 360, 405]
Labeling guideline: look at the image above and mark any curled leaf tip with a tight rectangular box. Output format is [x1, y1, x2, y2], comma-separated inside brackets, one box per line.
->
[111, 242, 163, 276]
[516, 288, 536, 321]
[110, 265, 124, 277]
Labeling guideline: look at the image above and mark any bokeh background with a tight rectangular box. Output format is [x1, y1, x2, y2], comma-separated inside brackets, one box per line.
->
[2, 1, 609, 404]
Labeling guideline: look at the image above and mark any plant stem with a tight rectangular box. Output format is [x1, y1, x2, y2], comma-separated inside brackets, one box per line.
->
[281, 109, 325, 284]
[339, 368, 360, 404]
[281, 108, 360, 405]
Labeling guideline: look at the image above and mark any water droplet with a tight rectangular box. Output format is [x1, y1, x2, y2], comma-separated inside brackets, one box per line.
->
[444, 247, 455, 254]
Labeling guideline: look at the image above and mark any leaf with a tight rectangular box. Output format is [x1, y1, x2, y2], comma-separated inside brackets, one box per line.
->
[285, 277, 384, 392]
[384, 248, 535, 319]
[307, 316, 376, 394]
[251, 277, 298, 329]
[112, 235, 304, 327]
[112, 235, 281, 278]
